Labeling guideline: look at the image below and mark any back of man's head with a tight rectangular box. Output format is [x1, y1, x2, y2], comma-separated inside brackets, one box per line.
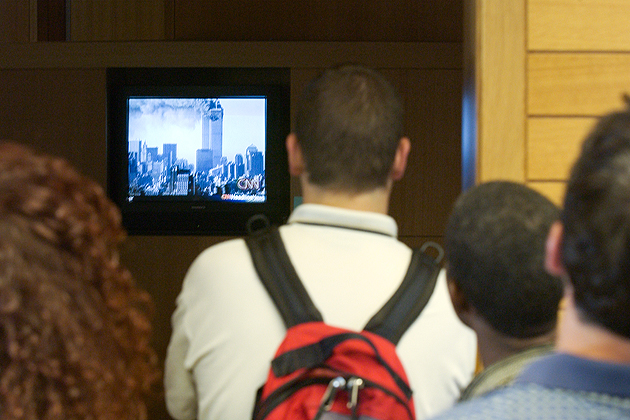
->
[561, 101, 630, 339]
[294, 64, 404, 193]
[445, 181, 563, 339]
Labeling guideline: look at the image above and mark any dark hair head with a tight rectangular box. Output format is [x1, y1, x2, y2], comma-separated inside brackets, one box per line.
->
[561, 100, 630, 339]
[294, 64, 404, 193]
[445, 181, 562, 339]
[0, 142, 160, 419]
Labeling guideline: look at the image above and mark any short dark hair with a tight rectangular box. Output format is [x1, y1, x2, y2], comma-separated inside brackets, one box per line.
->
[294, 64, 404, 193]
[445, 181, 562, 338]
[561, 101, 630, 339]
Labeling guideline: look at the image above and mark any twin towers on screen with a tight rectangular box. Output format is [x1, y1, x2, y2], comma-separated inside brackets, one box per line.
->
[127, 97, 267, 203]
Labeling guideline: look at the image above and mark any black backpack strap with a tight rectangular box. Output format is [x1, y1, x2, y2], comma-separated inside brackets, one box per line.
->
[364, 246, 441, 345]
[245, 226, 323, 328]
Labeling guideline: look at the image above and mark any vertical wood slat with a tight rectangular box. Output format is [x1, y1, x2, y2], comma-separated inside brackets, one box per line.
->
[37, 0, 66, 41]
[470, 0, 526, 184]
[29, 0, 37, 42]
[528, 0, 630, 52]
[164, 0, 175, 41]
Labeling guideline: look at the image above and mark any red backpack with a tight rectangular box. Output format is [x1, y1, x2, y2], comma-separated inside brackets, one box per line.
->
[245, 226, 441, 420]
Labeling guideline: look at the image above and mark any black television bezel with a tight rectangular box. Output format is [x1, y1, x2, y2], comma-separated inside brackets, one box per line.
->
[106, 67, 291, 236]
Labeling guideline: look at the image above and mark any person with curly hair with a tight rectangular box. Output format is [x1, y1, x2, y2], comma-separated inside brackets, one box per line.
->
[0, 142, 160, 420]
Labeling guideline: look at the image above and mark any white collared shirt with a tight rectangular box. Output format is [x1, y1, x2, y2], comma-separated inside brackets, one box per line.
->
[164, 204, 477, 420]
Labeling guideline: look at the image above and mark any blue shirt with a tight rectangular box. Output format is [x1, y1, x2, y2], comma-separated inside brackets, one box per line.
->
[430, 353, 630, 420]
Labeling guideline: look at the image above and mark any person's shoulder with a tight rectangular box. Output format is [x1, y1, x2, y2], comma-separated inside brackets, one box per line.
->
[192, 237, 249, 264]
[429, 382, 630, 420]
[429, 384, 538, 420]
[178, 237, 250, 290]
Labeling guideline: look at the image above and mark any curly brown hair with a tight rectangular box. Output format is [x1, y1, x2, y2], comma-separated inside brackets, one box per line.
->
[0, 142, 160, 419]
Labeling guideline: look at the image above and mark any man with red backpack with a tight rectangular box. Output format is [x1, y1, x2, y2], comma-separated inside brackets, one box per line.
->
[164, 64, 477, 420]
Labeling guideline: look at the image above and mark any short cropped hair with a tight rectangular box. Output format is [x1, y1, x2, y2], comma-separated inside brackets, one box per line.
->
[445, 181, 563, 339]
[0, 143, 160, 419]
[294, 64, 404, 193]
[561, 101, 630, 339]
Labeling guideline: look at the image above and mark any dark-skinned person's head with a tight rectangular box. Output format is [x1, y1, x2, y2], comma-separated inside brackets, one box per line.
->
[445, 181, 563, 342]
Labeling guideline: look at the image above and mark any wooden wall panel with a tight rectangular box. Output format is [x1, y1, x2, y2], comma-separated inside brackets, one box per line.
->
[527, 181, 566, 207]
[471, 0, 630, 206]
[61, 0, 464, 43]
[527, 117, 596, 181]
[173, 0, 463, 42]
[288, 67, 325, 203]
[0, 41, 462, 70]
[526, 2, 630, 198]
[392, 69, 463, 239]
[528, 0, 630, 51]
[120, 233, 229, 420]
[468, 0, 526, 184]
[528, 53, 630, 116]
[0, 69, 107, 186]
[468, 0, 630, 234]
[69, 0, 168, 41]
[0, 1, 30, 42]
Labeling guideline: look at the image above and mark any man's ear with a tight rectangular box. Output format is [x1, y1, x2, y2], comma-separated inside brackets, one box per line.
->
[286, 133, 305, 177]
[390, 137, 411, 181]
[447, 275, 473, 327]
[545, 221, 567, 278]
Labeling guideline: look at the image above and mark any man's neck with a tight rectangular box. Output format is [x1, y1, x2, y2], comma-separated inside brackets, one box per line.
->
[556, 295, 630, 364]
[300, 181, 391, 214]
[471, 315, 556, 368]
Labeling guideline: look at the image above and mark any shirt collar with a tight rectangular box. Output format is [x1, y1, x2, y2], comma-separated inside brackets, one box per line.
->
[287, 203, 398, 238]
[516, 352, 630, 398]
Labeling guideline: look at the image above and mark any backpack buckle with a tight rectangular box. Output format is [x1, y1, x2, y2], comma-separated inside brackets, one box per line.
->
[314, 377, 346, 420]
[347, 377, 364, 410]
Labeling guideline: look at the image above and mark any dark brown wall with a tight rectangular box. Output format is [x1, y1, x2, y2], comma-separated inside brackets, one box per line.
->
[171, 1, 462, 42]
[0, 1, 30, 42]
[61, 0, 462, 42]
[0, 2, 463, 419]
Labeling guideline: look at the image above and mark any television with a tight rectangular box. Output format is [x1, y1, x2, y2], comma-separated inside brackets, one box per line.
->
[106, 67, 291, 235]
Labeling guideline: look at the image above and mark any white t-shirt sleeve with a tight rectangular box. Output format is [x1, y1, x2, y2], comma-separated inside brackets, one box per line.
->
[164, 291, 198, 420]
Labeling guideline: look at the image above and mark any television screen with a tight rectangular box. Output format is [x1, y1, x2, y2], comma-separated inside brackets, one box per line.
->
[128, 96, 267, 202]
[107, 68, 291, 235]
